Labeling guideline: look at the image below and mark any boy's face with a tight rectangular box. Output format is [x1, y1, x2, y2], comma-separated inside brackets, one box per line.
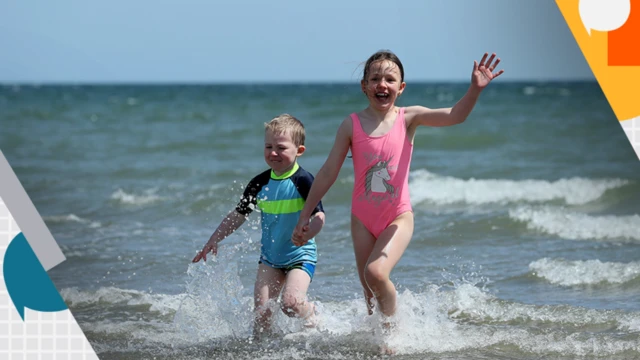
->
[264, 129, 305, 176]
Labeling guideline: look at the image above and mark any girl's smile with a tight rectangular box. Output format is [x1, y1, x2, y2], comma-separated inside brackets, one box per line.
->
[362, 60, 406, 112]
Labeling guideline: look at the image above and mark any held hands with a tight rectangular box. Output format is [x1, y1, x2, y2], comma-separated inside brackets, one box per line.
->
[471, 53, 504, 90]
[192, 240, 218, 263]
[292, 217, 311, 247]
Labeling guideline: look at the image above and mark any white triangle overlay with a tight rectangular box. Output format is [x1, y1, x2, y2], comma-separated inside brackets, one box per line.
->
[0, 198, 100, 359]
[621, 117, 640, 159]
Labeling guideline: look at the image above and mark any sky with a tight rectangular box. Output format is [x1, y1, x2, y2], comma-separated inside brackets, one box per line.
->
[0, 0, 595, 83]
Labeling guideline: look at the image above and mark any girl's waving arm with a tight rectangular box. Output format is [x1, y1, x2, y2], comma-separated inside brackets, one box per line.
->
[406, 53, 503, 129]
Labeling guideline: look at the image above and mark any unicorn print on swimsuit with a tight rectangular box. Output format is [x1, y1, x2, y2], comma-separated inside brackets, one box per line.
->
[361, 156, 397, 205]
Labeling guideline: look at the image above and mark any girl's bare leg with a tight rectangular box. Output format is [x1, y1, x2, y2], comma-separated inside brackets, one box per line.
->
[351, 214, 378, 315]
[363, 211, 414, 317]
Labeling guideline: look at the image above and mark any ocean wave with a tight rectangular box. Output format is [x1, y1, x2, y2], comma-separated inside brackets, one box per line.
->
[510, 206, 640, 241]
[110, 188, 165, 206]
[43, 214, 101, 228]
[69, 283, 640, 358]
[529, 258, 640, 286]
[60, 287, 184, 315]
[442, 284, 640, 330]
[409, 169, 629, 206]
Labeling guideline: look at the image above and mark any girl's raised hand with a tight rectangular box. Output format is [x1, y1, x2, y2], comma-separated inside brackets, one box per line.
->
[472, 52, 504, 89]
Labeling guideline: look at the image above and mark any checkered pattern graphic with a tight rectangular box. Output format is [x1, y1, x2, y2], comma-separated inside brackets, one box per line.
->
[0, 197, 99, 360]
[621, 117, 640, 159]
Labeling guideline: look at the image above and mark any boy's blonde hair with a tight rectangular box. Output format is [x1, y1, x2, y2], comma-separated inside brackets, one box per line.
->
[264, 114, 305, 146]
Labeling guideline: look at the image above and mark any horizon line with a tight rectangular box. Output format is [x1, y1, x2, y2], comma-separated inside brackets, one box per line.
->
[1, 78, 598, 86]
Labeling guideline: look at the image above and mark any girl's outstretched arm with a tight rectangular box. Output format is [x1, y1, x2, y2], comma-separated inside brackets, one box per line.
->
[405, 52, 504, 128]
[293, 117, 352, 237]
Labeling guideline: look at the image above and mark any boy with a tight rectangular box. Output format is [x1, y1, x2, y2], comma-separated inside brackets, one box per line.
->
[192, 114, 325, 337]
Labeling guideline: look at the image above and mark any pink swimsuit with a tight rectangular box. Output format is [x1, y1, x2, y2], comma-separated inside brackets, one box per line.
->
[350, 107, 414, 238]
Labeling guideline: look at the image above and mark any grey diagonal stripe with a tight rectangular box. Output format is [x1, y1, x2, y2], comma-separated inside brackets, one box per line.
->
[0, 150, 65, 271]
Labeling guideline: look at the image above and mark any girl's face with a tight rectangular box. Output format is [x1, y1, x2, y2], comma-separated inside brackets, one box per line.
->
[361, 60, 406, 112]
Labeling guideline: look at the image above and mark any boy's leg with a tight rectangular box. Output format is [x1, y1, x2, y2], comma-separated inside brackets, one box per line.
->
[351, 214, 378, 315]
[280, 268, 316, 326]
[363, 211, 413, 317]
[253, 263, 285, 337]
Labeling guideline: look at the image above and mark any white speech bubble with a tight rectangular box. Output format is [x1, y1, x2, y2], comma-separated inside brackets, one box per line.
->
[579, 0, 631, 35]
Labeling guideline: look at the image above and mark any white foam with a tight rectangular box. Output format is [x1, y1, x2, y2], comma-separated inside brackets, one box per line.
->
[530, 258, 640, 286]
[365, 285, 640, 356]
[409, 169, 628, 206]
[60, 287, 185, 315]
[443, 283, 640, 327]
[620, 317, 640, 332]
[69, 280, 640, 357]
[43, 213, 101, 228]
[173, 257, 255, 342]
[64, 236, 640, 357]
[519, 332, 640, 357]
[110, 188, 164, 205]
[510, 206, 640, 241]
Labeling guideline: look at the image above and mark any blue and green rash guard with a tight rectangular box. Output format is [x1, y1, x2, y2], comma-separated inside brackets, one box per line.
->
[235, 162, 324, 267]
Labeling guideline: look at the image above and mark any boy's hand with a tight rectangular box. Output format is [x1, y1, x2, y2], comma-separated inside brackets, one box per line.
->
[471, 53, 503, 90]
[292, 217, 311, 246]
[192, 241, 218, 262]
[292, 226, 311, 246]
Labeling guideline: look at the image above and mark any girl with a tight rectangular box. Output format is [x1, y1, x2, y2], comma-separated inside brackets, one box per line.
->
[292, 50, 503, 321]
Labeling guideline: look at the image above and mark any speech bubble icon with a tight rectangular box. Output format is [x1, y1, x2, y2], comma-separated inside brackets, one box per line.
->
[3, 233, 68, 320]
[579, 0, 631, 35]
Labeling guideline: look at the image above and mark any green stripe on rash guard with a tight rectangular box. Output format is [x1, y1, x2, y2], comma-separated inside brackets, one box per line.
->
[257, 198, 305, 214]
[271, 162, 299, 180]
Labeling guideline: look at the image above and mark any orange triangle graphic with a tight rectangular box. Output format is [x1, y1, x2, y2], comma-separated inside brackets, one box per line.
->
[556, 0, 640, 121]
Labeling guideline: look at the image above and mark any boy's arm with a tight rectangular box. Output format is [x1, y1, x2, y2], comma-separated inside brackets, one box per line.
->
[192, 172, 265, 263]
[307, 212, 325, 238]
[205, 210, 247, 246]
[292, 211, 325, 246]
[192, 210, 247, 262]
[405, 53, 503, 128]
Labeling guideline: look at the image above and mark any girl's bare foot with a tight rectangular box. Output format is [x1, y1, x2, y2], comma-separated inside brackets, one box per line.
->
[379, 318, 396, 354]
[379, 343, 396, 355]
